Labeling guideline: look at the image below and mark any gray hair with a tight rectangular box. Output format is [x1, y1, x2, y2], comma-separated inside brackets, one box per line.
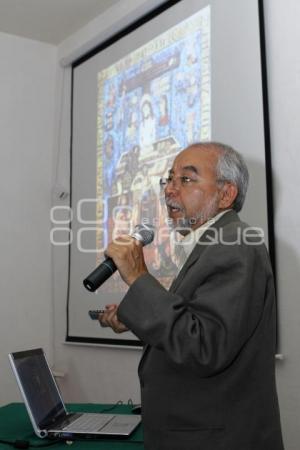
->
[192, 142, 249, 212]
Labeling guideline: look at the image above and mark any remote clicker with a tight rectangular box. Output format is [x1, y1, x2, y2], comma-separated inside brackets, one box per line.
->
[88, 309, 105, 320]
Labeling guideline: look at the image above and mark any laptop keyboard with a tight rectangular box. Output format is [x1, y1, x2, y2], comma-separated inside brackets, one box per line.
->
[63, 413, 113, 432]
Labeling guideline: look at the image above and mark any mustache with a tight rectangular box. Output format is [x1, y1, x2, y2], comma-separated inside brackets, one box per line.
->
[165, 198, 185, 212]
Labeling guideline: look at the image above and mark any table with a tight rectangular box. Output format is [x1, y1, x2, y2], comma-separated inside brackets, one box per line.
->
[0, 403, 144, 449]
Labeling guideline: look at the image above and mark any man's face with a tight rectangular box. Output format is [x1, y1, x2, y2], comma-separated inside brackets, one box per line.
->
[164, 146, 223, 232]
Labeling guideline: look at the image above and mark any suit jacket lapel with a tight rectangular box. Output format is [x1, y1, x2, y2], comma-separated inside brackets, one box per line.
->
[170, 210, 240, 292]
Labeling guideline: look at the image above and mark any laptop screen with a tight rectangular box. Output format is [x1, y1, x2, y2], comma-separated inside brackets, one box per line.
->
[10, 348, 66, 428]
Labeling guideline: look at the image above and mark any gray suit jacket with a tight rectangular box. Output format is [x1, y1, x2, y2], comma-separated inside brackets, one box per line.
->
[118, 211, 284, 450]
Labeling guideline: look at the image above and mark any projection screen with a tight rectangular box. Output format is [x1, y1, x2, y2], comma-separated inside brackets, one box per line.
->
[66, 0, 273, 346]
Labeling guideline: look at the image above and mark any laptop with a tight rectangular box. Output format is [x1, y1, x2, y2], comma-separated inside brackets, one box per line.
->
[8, 348, 141, 439]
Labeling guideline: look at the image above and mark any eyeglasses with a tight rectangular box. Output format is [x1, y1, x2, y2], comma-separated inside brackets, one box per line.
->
[159, 175, 198, 189]
[159, 175, 227, 190]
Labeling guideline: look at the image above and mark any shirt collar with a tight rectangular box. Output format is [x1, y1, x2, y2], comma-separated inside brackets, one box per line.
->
[180, 209, 232, 257]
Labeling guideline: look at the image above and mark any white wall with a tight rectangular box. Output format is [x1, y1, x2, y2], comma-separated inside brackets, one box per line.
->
[0, 32, 57, 404]
[264, 1, 300, 449]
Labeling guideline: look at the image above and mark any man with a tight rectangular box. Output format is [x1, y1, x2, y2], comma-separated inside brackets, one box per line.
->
[100, 142, 284, 450]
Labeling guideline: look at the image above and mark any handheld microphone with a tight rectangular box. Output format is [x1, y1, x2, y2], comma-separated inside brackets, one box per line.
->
[83, 224, 155, 292]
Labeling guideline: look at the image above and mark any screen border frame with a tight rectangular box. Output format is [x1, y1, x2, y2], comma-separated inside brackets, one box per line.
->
[66, 0, 276, 348]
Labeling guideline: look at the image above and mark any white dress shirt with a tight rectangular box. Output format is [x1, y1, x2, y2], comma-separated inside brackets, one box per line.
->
[175, 209, 232, 274]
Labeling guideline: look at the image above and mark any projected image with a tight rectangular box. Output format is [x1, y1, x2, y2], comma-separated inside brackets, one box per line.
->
[96, 6, 211, 292]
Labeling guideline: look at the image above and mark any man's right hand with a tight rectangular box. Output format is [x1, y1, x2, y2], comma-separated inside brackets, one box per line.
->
[99, 304, 129, 334]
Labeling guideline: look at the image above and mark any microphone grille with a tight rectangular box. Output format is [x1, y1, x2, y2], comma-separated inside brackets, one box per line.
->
[132, 224, 155, 246]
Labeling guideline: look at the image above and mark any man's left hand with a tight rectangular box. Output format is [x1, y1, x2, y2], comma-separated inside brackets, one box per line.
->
[99, 304, 129, 334]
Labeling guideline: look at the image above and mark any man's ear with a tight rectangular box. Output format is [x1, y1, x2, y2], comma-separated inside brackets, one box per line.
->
[218, 182, 238, 209]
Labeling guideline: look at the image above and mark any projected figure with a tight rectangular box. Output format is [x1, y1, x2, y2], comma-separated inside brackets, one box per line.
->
[186, 74, 199, 108]
[139, 96, 156, 156]
[159, 94, 169, 127]
[105, 111, 114, 131]
[122, 159, 134, 193]
[152, 237, 177, 277]
[131, 163, 151, 193]
[112, 193, 132, 237]
[111, 175, 122, 197]
[186, 111, 197, 144]
[115, 79, 127, 129]
[126, 110, 138, 141]
[140, 182, 157, 224]
[103, 135, 117, 193]
[128, 144, 140, 176]
[106, 83, 117, 108]
[130, 163, 154, 225]
[186, 41, 198, 66]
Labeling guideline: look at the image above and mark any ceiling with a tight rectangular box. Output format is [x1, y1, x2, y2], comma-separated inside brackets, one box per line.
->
[0, 0, 120, 45]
